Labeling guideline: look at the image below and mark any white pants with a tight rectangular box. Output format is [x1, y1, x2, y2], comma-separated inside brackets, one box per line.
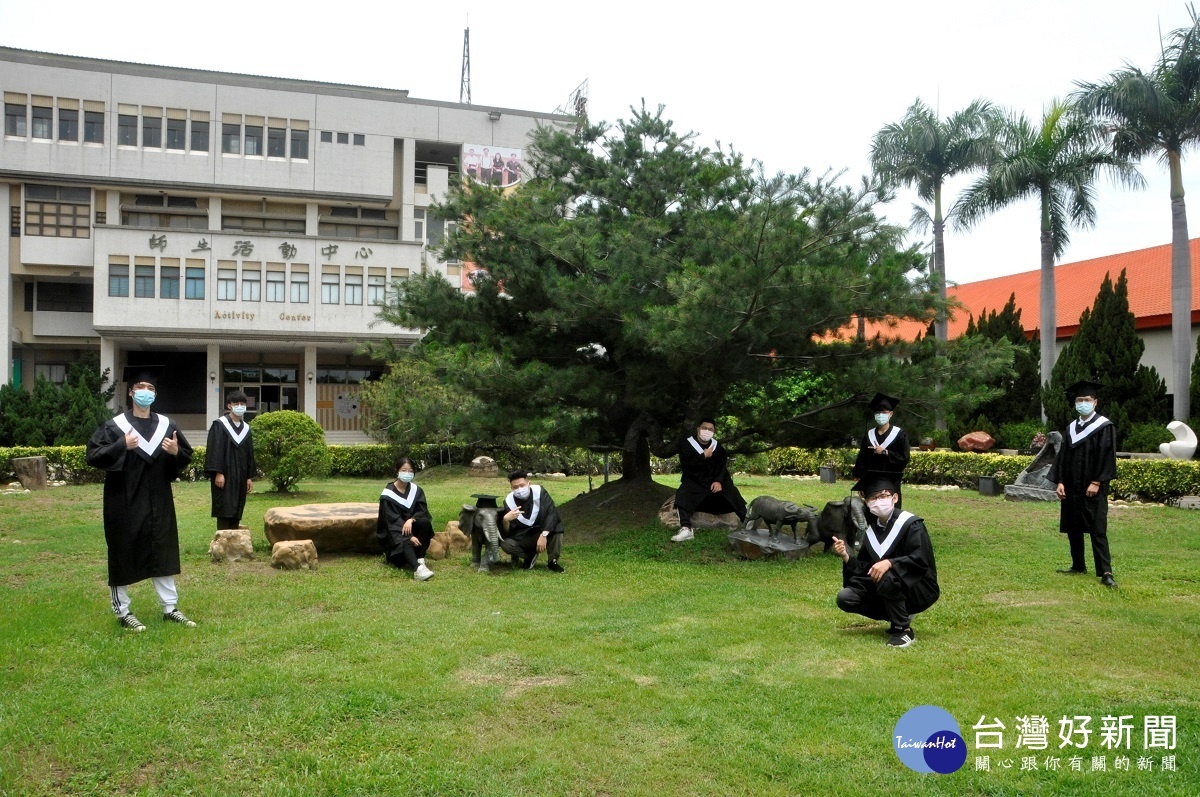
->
[110, 576, 178, 617]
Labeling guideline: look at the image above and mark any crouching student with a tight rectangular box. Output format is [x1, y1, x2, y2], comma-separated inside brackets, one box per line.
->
[501, 471, 566, 572]
[376, 457, 435, 581]
[832, 472, 939, 648]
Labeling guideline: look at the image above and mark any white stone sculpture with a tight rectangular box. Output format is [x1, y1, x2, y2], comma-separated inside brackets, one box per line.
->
[1159, 421, 1198, 460]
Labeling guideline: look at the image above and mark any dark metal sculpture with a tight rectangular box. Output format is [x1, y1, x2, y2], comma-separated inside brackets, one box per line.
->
[743, 496, 818, 543]
[816, 495, 868, 554]
[458, 494, 518, 572]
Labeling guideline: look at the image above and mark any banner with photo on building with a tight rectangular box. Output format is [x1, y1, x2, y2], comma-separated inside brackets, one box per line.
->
[461, 144, 523, 188]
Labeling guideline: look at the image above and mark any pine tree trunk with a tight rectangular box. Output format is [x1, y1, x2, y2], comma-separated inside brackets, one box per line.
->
[621, 420, 654, 482]
[1169, 151, 1192, 421]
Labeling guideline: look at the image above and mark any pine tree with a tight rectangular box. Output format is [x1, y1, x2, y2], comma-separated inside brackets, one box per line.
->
[963, 293, 1041, 425]
[1045, 270, 1169, 438]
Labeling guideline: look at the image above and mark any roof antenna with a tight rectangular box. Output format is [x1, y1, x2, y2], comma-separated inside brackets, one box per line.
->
[459, 23, 472, 105]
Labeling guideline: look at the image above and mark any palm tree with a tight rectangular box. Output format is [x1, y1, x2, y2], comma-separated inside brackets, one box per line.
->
[955, 100, 1143, 418]
[1073, 10, 1200, 420]
[871, 99, 998, 342]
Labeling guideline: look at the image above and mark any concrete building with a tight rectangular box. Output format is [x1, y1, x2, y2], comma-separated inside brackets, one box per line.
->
[1, 47, 563, 441]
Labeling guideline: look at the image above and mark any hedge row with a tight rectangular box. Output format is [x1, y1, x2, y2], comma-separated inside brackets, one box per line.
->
[4, 443, 1199, 502]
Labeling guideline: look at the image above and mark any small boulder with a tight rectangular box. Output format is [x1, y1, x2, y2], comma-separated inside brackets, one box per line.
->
[271, 540, 318, 570]
[426, 522, 471, 560]
[958, 431, 996, 452]
[209, 527, 254, 563]
[470, 456, 499, 478]
[12, 457, 48, 491]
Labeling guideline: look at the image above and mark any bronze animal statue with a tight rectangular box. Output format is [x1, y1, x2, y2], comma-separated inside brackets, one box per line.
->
[816, 495, 868, 554]
[458, 494, 519, 572]
[743, 496, 818, 543]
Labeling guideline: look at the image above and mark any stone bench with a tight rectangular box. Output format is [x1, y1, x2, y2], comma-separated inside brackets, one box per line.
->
[263, 503, 381, 554]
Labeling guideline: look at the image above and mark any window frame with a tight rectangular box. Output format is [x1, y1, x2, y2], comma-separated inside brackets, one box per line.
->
[185, 266, 206, 300]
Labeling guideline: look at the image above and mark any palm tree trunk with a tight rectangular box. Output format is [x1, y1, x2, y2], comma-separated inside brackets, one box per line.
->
[932, 184, 948, 343]
[1039, 229, 1056, 422]
[1169, 151, 1192, 421]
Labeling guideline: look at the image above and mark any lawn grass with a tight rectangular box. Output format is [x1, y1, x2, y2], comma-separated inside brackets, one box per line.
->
[1, 472, 1197, 796]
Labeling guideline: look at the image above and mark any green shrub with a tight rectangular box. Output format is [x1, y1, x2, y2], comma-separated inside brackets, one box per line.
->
[997, 420, 1046, 451]
[328, 445, 402, 477]
[1112, 459, 1200, 502]
[250, 411, 331, 492]
[1120, 422, 1174, 454]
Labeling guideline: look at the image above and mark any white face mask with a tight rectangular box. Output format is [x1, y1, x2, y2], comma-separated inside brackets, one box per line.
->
[231, 404, 247, 418]
[866, 495, 895, 520]
[1075, 401, 1095, 417]
[697, 429, 714, 442]
[874, 413, 891, 427]
[398, 471, 414, 483]
[513, 486, 531, 500]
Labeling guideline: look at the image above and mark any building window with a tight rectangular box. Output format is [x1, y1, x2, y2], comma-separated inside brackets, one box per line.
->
[166, 118, 186, 150]
[222, 123, 241, 154]
[265, 270, 285, 302]
[245, 125, 263, 156]
[345, 273, 363, 305]
[242, 269, 261, 301]
[290, 270, 309, 303]
[35, 363, 68, 384]
[321, 272, 340, 304]
[291, 129, 308, 159]
[191, 120, 209, 152]
[142, 116, 162, 148]
[122, 194, 207, 229]
[353, 133, 365, 146]
[368, 273, 386, 306]
[185, 266, 206, 300]
[161, 266, 180, 299]
[36, 281, 92, 312]
[320, 130, 333, 143]
[217, 268, 237, 301]
[319, 207, 399, 240]
[4, 103, 26, 136]
[31, 106, 52, 139]
[118, 114, 137, 146]
[25, 184, 91, 238]
[336, 132, 349, 144]
[134, 265, 155, 298]
[58, 109, 78, 141]
[267, 126, 285, 157]
[109, 264, 129, 297]
[84, 110, 104, 143]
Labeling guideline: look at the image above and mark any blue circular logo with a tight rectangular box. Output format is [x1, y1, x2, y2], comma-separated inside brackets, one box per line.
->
[893, 705, 967, 774]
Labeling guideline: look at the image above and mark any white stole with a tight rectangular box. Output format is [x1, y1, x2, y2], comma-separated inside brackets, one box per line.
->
[218, 415, 250, 445]
[867, 425, 901, 450]
[505, 484, 542, 526]
[112, 412, 170, 458]
[381, 483, 420, 510]
[687, 436, 718, 454]
[1069, 415, 1110, 446]
[866, 510, 914, 559]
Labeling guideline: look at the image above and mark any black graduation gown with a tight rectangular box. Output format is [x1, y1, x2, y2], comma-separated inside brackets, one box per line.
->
[1048, 416, 1118, 536]
[852, 424, 910, 479]
[85, 411, 193, 586]
[675, 436, 748, 518]
[204, 416, 256, 520]
[843, 511, 940, 614]
[503, 485, 564, 556]
[375, 481, 434, 558]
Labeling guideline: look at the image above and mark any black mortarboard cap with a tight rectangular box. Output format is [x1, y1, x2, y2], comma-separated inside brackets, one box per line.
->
[471, 494, 500, 509]
[851, 471, 902, 496]
[868, 392, 899, 411]
[122, 364, 164, 388]
[1065, 379, 1103, 400]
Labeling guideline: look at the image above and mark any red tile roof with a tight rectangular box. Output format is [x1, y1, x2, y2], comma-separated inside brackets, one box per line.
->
[871, 238, 1200, 341]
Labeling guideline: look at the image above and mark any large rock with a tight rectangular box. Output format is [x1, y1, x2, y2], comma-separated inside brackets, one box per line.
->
[12, 456, 48, 491]
[470, 456, 499, 478]
[209, 527, 254, 562]
[426, 521, 471, 560]
[271, 540, 318, 570]
[1003, 484, 1059, 502]
[263, 503, 380, 553]
[957, 431, 996, 452]
[658, 496, 740, 530]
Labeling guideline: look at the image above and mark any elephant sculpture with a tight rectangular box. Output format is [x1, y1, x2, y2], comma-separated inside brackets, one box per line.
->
[815, 495, 868, 555]
[458, 494, 519, 572]
[743, 496, 819, 544]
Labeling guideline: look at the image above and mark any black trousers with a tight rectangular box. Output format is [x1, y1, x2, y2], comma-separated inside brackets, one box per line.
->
[216, 517, 241, 530]
[499, 531, 563, 562]
[837, 571, 913, 630]
[383, 517, 435, 570]
[1061, 490, 1112, 575]
[677, 492, 747, 528]
[1067, 530, 1113, 575]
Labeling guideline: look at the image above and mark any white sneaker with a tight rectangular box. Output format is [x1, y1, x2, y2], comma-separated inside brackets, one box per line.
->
[670, 527, 694, 542]
[414, 564, 434, 581]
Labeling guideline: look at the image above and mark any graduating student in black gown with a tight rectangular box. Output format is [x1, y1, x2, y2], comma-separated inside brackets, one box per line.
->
[376, 457, 436, 581]
[85, 365, 196, 631]
[1048, 379, 1119, 588]
[670, 418, 748, 542]
[853, 392, 910, 508]
[205, 389, 256, 530]
[832, 472, 939, 648]
[501, 470, 566, 572]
